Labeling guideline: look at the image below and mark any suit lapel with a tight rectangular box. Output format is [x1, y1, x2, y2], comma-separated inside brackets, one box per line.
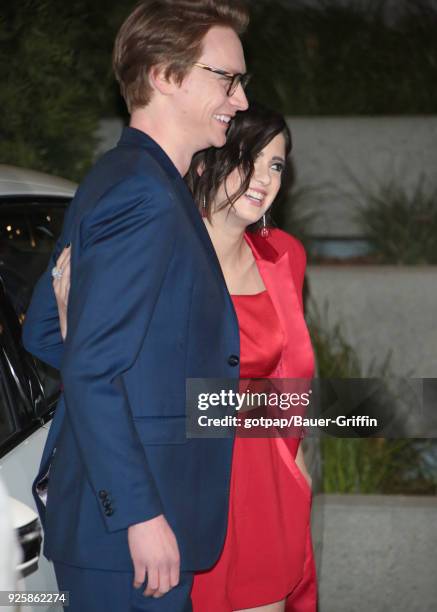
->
[244, 232, 314, 379]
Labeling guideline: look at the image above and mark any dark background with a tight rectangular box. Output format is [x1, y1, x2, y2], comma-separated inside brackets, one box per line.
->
[1, 0, 436, 181]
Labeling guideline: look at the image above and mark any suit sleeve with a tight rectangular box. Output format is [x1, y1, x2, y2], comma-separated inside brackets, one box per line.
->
[60, 175, 175, 532]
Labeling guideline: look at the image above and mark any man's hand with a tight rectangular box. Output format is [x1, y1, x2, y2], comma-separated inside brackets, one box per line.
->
[128, 514, 180, 598]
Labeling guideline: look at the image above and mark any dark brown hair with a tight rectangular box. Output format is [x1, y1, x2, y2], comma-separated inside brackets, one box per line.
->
[185, 102, 292, 228]
[113, 0, 249, 112]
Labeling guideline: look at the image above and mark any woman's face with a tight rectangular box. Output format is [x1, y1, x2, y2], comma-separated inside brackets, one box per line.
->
[213, 132, 287, 228]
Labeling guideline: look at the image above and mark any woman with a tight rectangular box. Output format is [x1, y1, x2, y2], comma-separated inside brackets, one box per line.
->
[52, 104, 317, 612]
[187, 103, 316, 612]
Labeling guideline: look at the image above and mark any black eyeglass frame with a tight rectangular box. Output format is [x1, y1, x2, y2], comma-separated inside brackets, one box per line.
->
[193, 62, 251, 96]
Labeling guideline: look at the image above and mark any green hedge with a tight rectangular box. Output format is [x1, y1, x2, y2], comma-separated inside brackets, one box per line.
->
[354, 177, 437, 264]
[308, 301, 437, 494]
[1, 0, 436, 180]
[245, 0, 437, 115]
[0, 0, 133, 180]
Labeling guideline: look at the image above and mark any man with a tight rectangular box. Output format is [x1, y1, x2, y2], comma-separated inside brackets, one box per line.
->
[23, 1, 249, 609]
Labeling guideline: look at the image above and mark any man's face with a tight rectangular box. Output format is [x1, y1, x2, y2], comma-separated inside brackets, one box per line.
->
[174, 26, 249, 152]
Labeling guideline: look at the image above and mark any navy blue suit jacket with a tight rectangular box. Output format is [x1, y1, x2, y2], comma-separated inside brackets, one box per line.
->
[22, 127, 240, 571]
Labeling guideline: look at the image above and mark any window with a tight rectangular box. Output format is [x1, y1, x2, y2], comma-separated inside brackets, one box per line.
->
[0, 197, 68, 422]
[0, 199, 66, 252]
[0, 360, 17, 448]
[0, 311, 29, 452]
[0, 197, 69, 314]
[0, 292, 56, 456]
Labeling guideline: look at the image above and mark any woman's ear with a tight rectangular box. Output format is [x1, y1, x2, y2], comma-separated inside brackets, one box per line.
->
[196, 161, 205, 177]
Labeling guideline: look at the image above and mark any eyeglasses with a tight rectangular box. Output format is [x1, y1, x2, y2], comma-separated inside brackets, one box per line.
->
[193, 62, 251, 97]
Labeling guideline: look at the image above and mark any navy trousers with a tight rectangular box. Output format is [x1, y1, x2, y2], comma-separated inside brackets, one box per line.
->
[54, 562, 193, 612]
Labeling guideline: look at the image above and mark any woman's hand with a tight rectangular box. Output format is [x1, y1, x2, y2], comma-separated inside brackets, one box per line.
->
[52, 245, 71, 341]
[295, 444, 312, 490]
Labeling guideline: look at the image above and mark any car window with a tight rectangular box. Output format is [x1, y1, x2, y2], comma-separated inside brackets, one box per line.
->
[0, 286, 61, 415]
[0, 360, 17, 447]
[0, 301, 35, 416]
[0, 198, 68, 413]
[0, 198, 68, 314]
[0, 199, 66, 252]
[0, 293, 55, 456]
[0, 315, 30, 453]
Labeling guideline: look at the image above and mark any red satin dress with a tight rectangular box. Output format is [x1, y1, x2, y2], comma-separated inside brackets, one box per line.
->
[191, 289, 316, 611]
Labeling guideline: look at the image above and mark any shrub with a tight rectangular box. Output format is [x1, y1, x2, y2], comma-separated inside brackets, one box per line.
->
[0, 0, 133, 180]
[308, 302, 437, 494]
[244, 0, 437, 115]
[354, 178, 437, 264]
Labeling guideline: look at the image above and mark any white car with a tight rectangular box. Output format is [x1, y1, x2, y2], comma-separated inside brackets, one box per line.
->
[0, 164, 75, 608]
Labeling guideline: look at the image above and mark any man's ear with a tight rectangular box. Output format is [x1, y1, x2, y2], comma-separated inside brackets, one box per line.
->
[149, 65, 178, 96]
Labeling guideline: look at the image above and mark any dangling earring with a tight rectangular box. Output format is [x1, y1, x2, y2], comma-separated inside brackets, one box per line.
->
[201, 195, 207, 218]
[260, 214, 270, 238]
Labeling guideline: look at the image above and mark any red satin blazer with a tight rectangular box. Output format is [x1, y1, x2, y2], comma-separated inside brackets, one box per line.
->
[244, 228, 317, 611]
[244, 227, 315, 413]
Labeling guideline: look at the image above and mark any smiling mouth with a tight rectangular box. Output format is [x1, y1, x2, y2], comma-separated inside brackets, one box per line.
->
[245, 188, 267, 206]
[213, 114, 232, 126]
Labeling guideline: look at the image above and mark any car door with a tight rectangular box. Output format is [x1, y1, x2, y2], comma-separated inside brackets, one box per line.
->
[0, 282, 61, 605]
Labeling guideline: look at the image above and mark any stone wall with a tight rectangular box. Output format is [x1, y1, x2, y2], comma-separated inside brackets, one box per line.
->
[312, 493, 437, 612]
[286, 116, 437, 237]
[306, 265, 437, 378]
[95, 116, 437, 239]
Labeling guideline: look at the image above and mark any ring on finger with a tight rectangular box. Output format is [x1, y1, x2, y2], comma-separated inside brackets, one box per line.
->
[51, 266, 63, 280]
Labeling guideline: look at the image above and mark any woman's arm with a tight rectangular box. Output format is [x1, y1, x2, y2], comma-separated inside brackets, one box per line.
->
[22, 241, 68, 369]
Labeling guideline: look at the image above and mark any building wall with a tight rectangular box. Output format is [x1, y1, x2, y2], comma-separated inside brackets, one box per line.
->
[306, 265, 437, 378]
[95, 117, 437, 239]
[287, 116, 437, 236]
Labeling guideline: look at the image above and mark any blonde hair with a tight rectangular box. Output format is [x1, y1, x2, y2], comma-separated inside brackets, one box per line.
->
[113, 0, 249, 112]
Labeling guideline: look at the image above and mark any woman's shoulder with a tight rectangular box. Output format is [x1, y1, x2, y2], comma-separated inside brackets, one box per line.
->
[268, 228, 307, 264]
[267, 230, 307, 302]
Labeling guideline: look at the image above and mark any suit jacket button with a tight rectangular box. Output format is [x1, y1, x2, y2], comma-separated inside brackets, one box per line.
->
[105, 508, 114, 516]
[103, 500, 112, 509]
[99, 490, 108, 499]
[228, 355, 239, 367]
